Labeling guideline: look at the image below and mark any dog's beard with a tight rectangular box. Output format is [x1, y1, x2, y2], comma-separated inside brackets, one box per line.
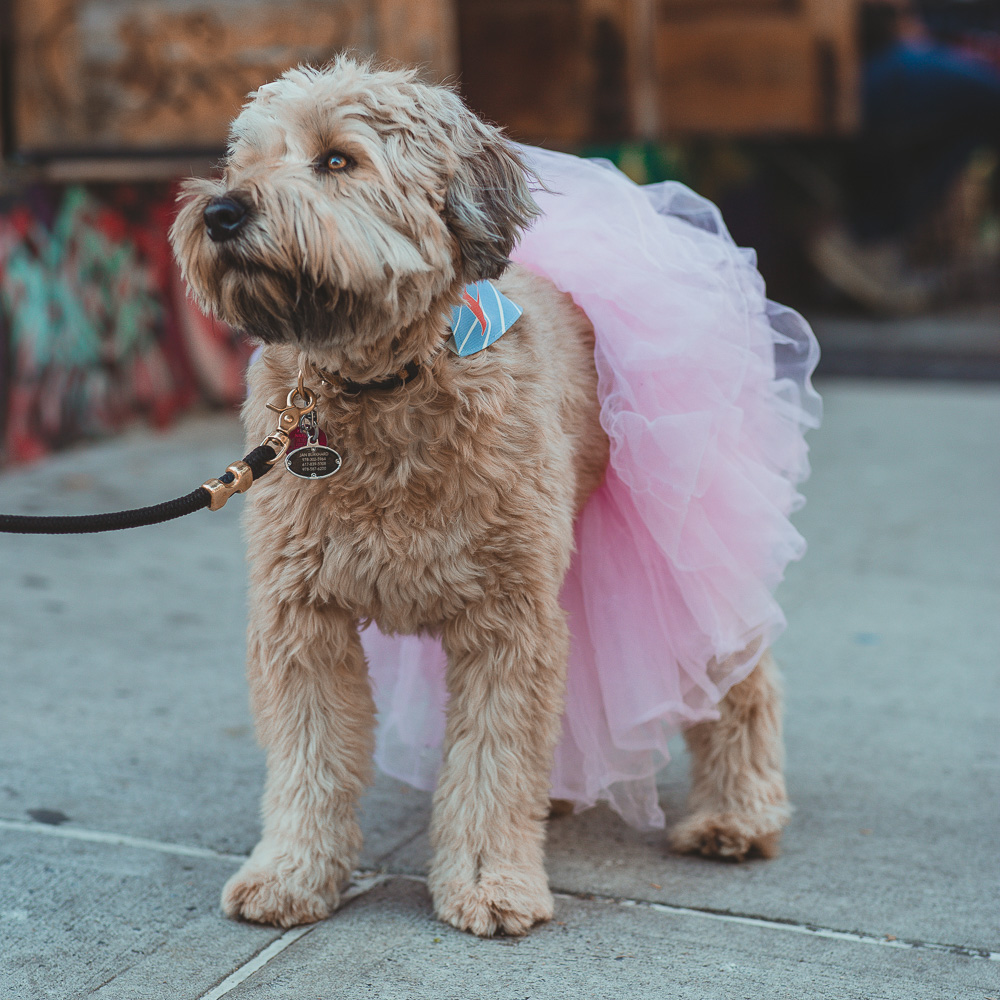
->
[189, 234, 446, 349]
[176, 201, 452, 349]
[216, 264, 377, 346]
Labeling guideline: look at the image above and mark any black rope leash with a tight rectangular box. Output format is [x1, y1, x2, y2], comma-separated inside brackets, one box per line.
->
[0, 377, 322, 536]
[0, 443, 279, 534]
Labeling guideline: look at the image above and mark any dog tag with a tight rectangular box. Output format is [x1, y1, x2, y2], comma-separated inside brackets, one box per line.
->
[286, 444, 342, 479]
[285, 412, 342, 479]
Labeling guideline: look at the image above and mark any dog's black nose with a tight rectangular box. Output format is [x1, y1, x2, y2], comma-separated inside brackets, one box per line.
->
[204, 196, 248, 242]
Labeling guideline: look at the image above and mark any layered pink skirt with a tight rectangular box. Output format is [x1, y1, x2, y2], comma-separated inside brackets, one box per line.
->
[365, 147, 821, 829]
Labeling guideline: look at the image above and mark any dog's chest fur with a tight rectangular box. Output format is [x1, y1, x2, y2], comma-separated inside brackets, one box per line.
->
[242, 269, 607, 636]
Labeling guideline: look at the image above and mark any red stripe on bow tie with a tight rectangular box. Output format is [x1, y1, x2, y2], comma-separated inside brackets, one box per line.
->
[461, 288, 488, 335]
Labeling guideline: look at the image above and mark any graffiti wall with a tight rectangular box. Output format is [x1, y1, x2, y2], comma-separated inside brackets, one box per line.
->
[0, 185, 252, 464]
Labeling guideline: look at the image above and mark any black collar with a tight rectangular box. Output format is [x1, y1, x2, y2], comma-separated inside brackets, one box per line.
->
[308, 332, 455, 396]
[310, 359, 423, 396]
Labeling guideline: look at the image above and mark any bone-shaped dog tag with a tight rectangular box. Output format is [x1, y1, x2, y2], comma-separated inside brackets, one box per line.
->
[285, 412, 342, 479]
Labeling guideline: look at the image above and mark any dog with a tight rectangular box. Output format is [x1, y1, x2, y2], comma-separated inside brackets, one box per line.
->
[170, 56, 790, 937]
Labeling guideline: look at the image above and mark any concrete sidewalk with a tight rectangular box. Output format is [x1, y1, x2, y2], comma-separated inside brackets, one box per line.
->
[1, 379, 997, 999]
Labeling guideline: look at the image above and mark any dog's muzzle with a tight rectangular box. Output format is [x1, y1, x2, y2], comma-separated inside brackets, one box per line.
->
[204, 195, 249, 242]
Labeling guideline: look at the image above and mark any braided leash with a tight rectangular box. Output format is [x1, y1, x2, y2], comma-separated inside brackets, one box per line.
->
[0, 378, 316, 536]
[0, 443, 279, 535]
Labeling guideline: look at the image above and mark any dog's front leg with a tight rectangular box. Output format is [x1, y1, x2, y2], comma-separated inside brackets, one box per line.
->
[223, 597, 374, 928]
[430, 590, 568, 937]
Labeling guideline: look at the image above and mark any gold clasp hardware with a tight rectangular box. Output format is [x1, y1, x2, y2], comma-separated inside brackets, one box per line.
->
[261, 370, 317, 464]
[202, 460, 254, 512]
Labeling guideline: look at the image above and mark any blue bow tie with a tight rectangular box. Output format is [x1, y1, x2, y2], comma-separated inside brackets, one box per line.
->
[447, 281, 523, 357]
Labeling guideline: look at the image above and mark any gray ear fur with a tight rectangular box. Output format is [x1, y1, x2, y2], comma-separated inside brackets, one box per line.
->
[444, 103, 540, 283]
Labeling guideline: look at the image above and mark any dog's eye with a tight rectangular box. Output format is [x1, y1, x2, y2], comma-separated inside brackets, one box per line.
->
[321, 152, 352, 173]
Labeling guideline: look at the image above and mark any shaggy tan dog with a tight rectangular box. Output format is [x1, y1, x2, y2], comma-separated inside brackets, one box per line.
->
[170, 57, 789, 937]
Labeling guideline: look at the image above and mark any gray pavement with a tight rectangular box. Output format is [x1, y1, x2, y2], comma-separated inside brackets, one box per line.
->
[1, 380, 998, 999]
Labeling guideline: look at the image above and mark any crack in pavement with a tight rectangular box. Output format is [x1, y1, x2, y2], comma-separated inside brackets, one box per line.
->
[0, 817, 247, 862]
[4, 817, 997, 969]
[196, 925, 316, 1000]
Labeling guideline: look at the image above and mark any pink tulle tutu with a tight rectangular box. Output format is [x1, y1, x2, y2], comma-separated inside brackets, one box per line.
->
[365, 146, 821, 830]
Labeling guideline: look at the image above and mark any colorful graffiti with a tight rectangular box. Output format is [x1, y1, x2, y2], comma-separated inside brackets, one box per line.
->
[0, 184, 252, 465]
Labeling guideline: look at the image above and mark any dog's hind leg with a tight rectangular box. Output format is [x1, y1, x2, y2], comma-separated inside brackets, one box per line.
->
[222, 595, 374, 928]
[670, 649, 791, 861]
[429, 584, 568, 937]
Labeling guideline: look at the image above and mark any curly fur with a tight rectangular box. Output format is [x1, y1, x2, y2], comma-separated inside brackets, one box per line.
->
[169, 55, 789, 937]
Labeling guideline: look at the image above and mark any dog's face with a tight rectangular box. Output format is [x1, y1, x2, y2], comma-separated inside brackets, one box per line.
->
[170, 58, 538, 349]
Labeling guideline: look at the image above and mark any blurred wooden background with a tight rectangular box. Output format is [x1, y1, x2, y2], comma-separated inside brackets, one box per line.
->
[2, 0, 859, 161]
[4, 0, 457, 157]
[460, 0, 858, 145]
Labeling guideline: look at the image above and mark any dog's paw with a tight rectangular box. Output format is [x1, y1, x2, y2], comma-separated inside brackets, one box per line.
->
[221, 860, 340, 928]
[670, 806, 790, 862]
[431, 870, 554, 937]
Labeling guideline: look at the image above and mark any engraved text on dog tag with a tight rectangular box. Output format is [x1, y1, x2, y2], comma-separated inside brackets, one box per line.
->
[286, 444, 342, 479]
[285, 412, 342, 479]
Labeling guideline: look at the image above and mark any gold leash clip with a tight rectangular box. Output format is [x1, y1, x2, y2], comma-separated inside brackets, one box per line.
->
[202, 370, 321, 511]
[261, 370, 318, 464]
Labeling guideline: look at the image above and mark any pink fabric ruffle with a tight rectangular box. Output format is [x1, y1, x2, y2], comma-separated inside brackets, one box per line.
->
[365, 147, 821, 829]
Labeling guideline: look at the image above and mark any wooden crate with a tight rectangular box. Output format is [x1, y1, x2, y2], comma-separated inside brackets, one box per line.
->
[457, 0, 633, 146]
[4, 0, 457, 157]
[456, 0, 859, 145]
[656, 0, 859, 135]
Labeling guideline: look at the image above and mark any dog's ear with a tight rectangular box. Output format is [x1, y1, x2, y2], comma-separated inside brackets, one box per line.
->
[443, 100, 539, 283]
